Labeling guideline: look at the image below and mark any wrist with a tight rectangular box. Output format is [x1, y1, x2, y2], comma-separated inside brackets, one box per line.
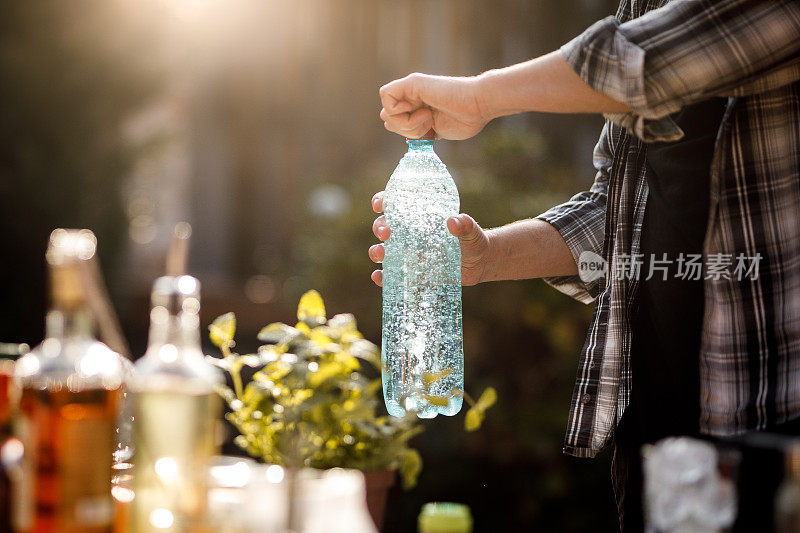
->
[476, 67, 527, 121]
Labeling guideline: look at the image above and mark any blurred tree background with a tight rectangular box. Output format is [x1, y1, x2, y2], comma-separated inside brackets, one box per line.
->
[0, 0, 619, 530]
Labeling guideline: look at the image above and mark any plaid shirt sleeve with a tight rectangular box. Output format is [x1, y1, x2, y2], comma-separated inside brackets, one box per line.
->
[561, 0, 800, 142]
[535, 122, 613, 304]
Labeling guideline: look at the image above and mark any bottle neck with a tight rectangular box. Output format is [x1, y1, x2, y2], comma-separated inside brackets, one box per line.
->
[146, 307, 203, 361]
[45, 307, 93, 341]
[406, 139, 435, 152]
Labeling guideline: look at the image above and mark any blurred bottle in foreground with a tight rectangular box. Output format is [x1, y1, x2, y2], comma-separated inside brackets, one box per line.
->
[0, 343, 26, 533]
[126, 275, 222, 533]
[775, 442, 800, 533]
[417, 502, 473, 533]
[381, 133, 464, 419]
[13, 229, 125, 532]
[643, 437, 737, 533]
[0, 343, 25, 440]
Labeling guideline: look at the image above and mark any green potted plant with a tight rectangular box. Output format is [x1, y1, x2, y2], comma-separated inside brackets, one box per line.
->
[207, 290, 496, 527]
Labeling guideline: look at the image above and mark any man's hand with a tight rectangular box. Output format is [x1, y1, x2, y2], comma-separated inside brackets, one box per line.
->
[379, 53, 630, 140]
[379, 74, 491, 141]
[368, 191, 492, 287]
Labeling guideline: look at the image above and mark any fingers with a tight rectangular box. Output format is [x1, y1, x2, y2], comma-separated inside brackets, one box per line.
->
[379, 75, 419, 115]
[379, 75, 433, 137]
[381, 107, 433, 138]
[371, 191, 384, 213]
[368, 244, 384, 263]
[372, 215, 390, 241]
[369, 194, 387, 287]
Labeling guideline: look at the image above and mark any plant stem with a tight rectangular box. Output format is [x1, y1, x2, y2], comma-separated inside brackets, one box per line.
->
[231, 366, 244, 399]
[221, 343, 244, 399]
[458, 388, 476, 407]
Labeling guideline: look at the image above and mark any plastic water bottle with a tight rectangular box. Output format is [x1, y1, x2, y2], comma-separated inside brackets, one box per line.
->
[382, 133, 463, 418]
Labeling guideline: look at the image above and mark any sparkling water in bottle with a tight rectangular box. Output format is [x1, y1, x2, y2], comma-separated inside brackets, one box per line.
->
[382, 134, 463, 418]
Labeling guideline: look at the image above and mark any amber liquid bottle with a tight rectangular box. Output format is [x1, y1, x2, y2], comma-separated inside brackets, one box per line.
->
[0, 346, 24, 533]
[13, 229, 125, 533]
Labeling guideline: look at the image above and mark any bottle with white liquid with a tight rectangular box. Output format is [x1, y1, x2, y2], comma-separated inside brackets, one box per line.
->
[128, 276, 222, 532]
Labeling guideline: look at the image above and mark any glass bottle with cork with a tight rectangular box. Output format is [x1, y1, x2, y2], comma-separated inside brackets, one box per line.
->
[14, 229, 126, 532]
[127, 274, 222, 533]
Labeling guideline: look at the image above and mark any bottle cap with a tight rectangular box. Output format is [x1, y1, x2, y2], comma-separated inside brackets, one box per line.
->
[47, 229, 97, 309]
[46, 228, 97, 265]
[418, 502, 473, 533]
[406, 128, 437, 142]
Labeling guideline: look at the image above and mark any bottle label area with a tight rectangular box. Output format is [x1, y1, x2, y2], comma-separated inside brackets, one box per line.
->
[16, 387, 120, 531]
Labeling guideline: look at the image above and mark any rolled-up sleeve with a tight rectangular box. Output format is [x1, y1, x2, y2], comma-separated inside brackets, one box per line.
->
[535, 123, 612, 304]
[561, 0, 800, 142]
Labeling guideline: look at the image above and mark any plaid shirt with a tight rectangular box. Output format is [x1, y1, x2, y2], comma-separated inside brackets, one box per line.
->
[536, 0, 800, 458]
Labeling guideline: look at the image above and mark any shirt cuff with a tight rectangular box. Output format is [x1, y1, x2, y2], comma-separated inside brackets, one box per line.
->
[560, 16, 684, 143]
[535, 207, 603, 305]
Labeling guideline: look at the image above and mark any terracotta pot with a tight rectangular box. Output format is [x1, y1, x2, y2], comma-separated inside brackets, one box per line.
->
[362, 469, 396, 530]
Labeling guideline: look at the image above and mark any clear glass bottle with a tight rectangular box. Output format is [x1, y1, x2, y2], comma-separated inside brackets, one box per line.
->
[382, 137, 463, 418]
[14, 229, 125, 533]
[128, 275, 222, 533]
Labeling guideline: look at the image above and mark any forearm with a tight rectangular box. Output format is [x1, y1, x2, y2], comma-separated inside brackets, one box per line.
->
[481, 218, 578, 282]
[477, 51, 630, 119]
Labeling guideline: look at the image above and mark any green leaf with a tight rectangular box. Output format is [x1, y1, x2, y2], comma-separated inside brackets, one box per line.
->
[400, 449, 422, 490]
[257, 322, 303, 345]
[333, 352, 360, 372]
[209, 312, 236, 348]
[306, 360, 345, 388]
[348, 339, 382, 369]
[424, 394, 450, 407]
[238, 354, 264, 368]
[308, 328, 335, 347]
[463, 387, 496, 432]
[464, 407, 484, 432]
[256, 360, 292, 382]
[365, 378, 383, 397]
[297, 290, 326, 327]
[475, 387, 498, 411]
[422, 368, 453, 388]
[206, 354, 232, 370]
[214, 383, 236, 403]
[290, 388, 313, 405]
[327, 313, 358, 332]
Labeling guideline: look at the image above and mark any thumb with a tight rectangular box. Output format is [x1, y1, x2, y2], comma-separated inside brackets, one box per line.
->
[447, 214, 482, 241]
